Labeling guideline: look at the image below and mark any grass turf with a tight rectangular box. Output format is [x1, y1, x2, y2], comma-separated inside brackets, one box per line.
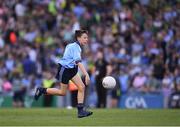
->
[0, 108, 180, 126]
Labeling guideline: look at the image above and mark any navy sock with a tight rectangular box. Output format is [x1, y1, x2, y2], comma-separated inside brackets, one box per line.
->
[41, 88, 47, 94]
[77, 103, 84, 113]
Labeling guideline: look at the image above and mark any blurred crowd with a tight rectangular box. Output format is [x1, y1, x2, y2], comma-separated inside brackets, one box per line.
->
[0, 0, 180, 108]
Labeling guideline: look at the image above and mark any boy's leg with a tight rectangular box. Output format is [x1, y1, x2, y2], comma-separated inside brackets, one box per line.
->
[34, 83, 68, 100]
[71, 75, 85, 104]
[47, 83, 68, 96]
[71, 74, 93, 118]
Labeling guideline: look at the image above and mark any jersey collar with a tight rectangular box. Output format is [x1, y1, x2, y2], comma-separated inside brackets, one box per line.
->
[76, 41, 82, 48]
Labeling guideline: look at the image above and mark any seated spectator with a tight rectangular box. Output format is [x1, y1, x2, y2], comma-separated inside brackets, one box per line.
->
[132, 72, 148, 92]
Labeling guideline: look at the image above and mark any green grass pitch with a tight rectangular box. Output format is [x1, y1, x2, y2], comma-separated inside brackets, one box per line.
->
[0, 108, 180, 126]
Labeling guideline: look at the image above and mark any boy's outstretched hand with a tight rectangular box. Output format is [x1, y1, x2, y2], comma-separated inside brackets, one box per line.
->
[85, 74, 90, 85]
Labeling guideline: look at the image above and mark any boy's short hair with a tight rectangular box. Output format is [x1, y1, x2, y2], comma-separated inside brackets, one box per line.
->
[75, 30, 88, 40]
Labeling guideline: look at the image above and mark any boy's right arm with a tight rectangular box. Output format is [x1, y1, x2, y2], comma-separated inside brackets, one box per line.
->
[77, 62, 90, 85]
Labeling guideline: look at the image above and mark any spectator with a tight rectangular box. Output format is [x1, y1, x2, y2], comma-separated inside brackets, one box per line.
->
[169, 77, 180, 108]
[95, 50, 108, 108]
[132, 72, 148, 92]
[12, 72, 26, 107]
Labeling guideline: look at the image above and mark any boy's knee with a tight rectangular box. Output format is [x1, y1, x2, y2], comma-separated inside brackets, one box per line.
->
[78, 85, 85, 92]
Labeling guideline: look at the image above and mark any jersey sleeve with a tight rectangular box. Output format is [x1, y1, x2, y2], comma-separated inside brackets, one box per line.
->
[72, 47, 82, 64]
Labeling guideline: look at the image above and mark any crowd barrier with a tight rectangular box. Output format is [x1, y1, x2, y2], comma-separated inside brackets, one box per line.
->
[119, 92, 164, 109]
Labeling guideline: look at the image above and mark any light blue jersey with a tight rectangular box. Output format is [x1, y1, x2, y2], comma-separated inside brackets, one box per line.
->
[59, 42, 82, 68]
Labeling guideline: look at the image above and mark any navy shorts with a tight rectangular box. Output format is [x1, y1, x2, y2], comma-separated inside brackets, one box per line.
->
[55, 64, 78, 84]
